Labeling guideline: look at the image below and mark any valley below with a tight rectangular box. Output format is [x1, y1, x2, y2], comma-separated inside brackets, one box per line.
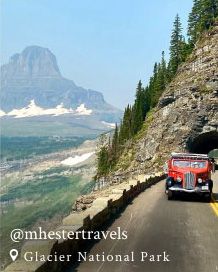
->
[0, 136, 97, 269]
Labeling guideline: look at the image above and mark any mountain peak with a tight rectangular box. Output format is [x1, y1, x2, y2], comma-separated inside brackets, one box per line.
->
[0, 46, 122, 123]
[3, 45, 61, 79]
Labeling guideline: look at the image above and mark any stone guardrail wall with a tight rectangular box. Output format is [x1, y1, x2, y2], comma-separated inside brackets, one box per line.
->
[5, 172, 165, 272]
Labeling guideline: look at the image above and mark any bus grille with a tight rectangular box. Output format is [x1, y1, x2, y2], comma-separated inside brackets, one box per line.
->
[184, 172, 195, 189]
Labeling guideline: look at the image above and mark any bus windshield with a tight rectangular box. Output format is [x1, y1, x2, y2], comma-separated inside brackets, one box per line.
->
[173, 160, 207, 169]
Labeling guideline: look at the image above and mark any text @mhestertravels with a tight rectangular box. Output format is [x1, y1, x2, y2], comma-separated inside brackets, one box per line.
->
[10, 227, 128, 243]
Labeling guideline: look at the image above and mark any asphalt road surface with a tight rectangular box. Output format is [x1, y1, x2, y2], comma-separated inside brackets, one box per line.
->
[68, 172, 218, 272]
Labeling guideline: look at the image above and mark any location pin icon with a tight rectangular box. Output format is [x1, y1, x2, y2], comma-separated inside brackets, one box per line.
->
[10, 249, 18, 261]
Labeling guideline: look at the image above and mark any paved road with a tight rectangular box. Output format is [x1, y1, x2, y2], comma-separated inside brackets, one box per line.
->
[68, 173, 218, 272]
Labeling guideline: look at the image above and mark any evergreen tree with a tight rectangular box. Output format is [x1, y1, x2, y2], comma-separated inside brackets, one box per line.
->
[188, 0, 218, 45]
[132, 80, 144, 134]
[97, 146, 109, 176]
[169, 14, 183, 77]
[143, 86, 151, 114]
[111, 123, 119, 164]
[96, 135, 110, 177]
[149, 63, 158, 107]
[119, 104, 133, 144]
[160, 51, 167, 85]
[152, 63, 162, 107]
[157, 52, 167, 92]
[200, 0, 218, 29]
[153, 62, 158, 81]
[180, 37, 192, 61]
[148, 53, 168, 108]
[188, 0, 202, 45]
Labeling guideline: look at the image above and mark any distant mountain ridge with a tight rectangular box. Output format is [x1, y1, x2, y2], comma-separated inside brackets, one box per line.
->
[0, 46, 120, 117]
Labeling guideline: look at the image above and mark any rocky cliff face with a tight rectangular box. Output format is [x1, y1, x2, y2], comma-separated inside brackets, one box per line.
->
[0, 46, 120, 116]
[133, 24, 218, 174]
[75, 24, 218, 210]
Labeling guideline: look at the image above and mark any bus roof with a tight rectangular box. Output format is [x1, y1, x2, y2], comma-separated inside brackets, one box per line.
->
[171, 153, 209, 160]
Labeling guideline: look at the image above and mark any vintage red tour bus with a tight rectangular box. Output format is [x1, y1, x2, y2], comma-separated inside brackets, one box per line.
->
[165, 153, 214, 201]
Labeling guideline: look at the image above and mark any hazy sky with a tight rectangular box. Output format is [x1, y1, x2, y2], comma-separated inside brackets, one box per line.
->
[1, 0, 193, 109]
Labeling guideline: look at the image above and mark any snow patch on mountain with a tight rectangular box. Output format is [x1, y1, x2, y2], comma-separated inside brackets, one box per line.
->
[0, 110, 6, 117]
[61, 152, 95, 166]
[75, 104, 93, 115]
[101, 121, 116, 128]
[1, 100, 93, 118]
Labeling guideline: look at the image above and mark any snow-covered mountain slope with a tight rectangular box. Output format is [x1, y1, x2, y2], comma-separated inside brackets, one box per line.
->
[0, 100, 92, 118]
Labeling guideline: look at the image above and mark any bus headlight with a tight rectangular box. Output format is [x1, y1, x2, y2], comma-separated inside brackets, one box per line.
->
[198, 178, 203, 183]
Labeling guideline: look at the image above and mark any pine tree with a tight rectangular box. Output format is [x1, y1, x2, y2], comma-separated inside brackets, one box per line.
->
[157, 52, 167, 91]
[200, 0, 218, 29]
[148, 52, 168, 108]
[96, 135, 110, 177]
[149, 63, 158, 107]
[142, 86, 150, 114]
[152, 63, 161, 107]
[188, 0, 202, 45]
[132, 80, 144, 134]
[180, 37, 192, 61]
[111, 123, 119, 165]
[169, 14, 183, 77]
[160, 51, 167, 85]
[188, 0, 218, 45]
[97, 146, 109, 176]
[119, 105, 133, 144]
